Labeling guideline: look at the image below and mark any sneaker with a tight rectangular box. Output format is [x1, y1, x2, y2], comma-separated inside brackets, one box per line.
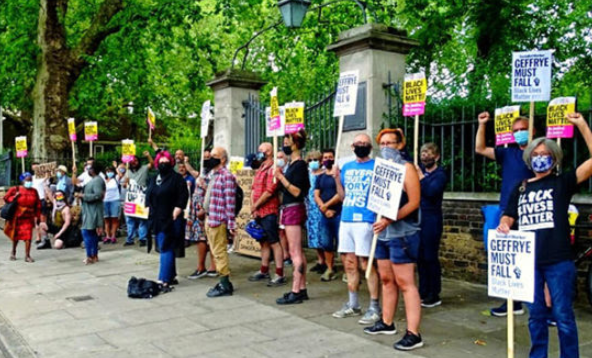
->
[320, 268, 337, 282]
[123, 241, 135, 246]
[276, 291, 303, 305]
[547, 319, 557, 327]
[227, 244, 234, 253]
[421, 297, 442, 308]
[36, 239, 51, 250]
[207, 271, 218, 277]
[284, 258, 293, 266]
[248, 271, 270, 282]
[267, 276, 287, 287]
[139, 241, 147, 247]
[363, 319, 396, 335]
[394, 330, 424, 351]
[358, 309, 381, 325]
[332, 303, 362, 318]
[187, 270, 208, 280]
[490, 301, 524, 317]
[206, 283, 233, 298]
[309, 263, 327, 273]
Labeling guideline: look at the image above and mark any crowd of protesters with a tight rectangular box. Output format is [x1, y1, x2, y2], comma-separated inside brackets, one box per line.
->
[3, 111, 589, 355]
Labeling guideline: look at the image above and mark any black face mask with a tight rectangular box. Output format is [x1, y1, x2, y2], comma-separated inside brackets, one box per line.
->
[323, 160, 334, 170]
[353, 145, 371, 158]
[282, 145, 293, 156]
[205, 158, 221, 170]
[158, 163, 173, 175]
[421, 158, 436, 169]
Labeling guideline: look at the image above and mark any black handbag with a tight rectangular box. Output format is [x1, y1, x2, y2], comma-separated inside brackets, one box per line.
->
[1, 187, 20, 221]
[127, 277, 162, 299]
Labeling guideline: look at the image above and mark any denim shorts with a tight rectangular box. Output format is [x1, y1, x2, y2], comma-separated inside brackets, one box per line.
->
[258, 214, 280, 244]
[375, 232, 420, 264]
[104, 200, 120, 218]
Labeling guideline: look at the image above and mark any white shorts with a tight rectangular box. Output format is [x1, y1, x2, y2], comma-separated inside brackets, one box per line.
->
[338, 222, 373, 257]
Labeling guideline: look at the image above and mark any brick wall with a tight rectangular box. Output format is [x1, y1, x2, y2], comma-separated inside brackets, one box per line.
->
[440, 193, 592, 300]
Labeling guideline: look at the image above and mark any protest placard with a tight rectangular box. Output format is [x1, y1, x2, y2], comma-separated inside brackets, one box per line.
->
[512, 50, 552, 102]
[366, 157, 407, 221]
[123, 180, 150, 219]
[495, 106, 521, 146]
[403, 73, 427, 117]
[265, 106, 286, 137]
[67, 118, 77, 141]
[200, 100, 211, 139]
[284, 101, 305, 134]
[233, 169, 261, 258]
[147, 107, 156, 130]
[333, 71, 359, 117]
[121, 139, 136, 163]
[15, 136, 28, 158]
[229, 156, 244, 174]
[269, 87, 281, 131]
[546, 97, 576, 139]
[84, 122, 98, 141]
[36, 162, 57, 177]
[487, 230, 535, 303]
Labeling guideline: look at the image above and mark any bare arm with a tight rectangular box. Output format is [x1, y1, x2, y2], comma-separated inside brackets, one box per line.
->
[147, 138, 159, 152]
[55, 207, 72, 238]
[475, 111, 495, 160]
[313, 189, 324, 208]
[325, 193, 342, 208]
[184, 157, 200, 178]
[333, 164, 345, 200]
[145, 151, 155, 170]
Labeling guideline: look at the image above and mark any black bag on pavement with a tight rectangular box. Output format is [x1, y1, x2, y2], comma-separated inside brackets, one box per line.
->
[127, 277, 162, 299]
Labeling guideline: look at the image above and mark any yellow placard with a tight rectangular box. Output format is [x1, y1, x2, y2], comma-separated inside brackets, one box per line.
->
[84, 122, 98, 141]
[229, 156, 244, 174]
[270, 87, 280, 119]
[67, 118, 77, 140]
[122, 141, 136, 156]
[147, 107, 156, 129]
[494, 105, 521, 146]
[547, 98, 575, 127]
[15, 136, 27, 151]
[403, 76, 427, 104]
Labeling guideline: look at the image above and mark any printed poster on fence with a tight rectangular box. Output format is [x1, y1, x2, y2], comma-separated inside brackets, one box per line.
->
[234, 169, 261, 258]
[403, 72, 427, 117]
[512, 50, 552, 102]
[269, 87, 281, 131]
[265, 106, 286, 137]
[84, 121, 98, 141]
[333, 70, 359, 117]
[67, 118, 77, 141]
[546, 97, 576, 139]
[15, 136, 27, 158]
[284, 101, 305, 134]
[366, 157, 406, 221]
[488, 230, 535, 303]
[121, 139, 136, 163]
[495, 105, 521, 146]
[200, 100, 211, 139]
[124, 179, 149, 219]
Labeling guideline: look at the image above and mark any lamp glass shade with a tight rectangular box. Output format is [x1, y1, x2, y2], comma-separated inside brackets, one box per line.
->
[278, 0, 311, 28]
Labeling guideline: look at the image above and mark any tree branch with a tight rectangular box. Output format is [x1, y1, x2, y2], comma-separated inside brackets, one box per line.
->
[3, 108, 32, 127]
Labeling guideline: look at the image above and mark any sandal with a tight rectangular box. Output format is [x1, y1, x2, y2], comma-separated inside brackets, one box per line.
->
[9, 254, 16, 261]
[25, 256, 35, 263]
[83, 257, 94, 265]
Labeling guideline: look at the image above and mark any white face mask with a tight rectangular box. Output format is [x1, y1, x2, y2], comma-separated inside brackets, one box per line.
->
[276, 158, 286, 168]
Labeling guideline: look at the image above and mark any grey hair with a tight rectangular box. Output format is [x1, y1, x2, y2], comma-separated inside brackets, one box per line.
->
[522, 137, 563, 171]
[220, 148, 228, 162]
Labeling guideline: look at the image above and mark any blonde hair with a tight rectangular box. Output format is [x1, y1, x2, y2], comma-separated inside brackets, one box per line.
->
[306, 150, 321, 161]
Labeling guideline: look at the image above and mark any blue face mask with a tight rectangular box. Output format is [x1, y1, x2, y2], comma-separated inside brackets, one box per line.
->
[24, 181, 33, 189]
[276, 159, 285, 168]
[513, 130, 529, 146]
[107, 172, 115, 179]
[309, 160, 320, 171]
[256, 152, 265, 161]
[56, 172, 63, 179]
[531, 155, 554, 173]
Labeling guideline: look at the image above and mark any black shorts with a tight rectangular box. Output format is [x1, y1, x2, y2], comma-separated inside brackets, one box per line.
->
[258, 214, 280, 244]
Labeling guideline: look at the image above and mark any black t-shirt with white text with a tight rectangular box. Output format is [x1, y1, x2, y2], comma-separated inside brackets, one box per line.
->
[504, 171, 578, 265]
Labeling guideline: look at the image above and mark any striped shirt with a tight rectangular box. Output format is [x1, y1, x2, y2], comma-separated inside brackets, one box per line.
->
[205, 167, 237, 230]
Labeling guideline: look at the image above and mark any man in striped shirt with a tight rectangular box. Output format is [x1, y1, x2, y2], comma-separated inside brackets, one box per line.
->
[204, 147, 237, 297]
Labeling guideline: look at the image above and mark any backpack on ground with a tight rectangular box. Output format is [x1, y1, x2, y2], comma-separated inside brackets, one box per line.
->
[127, 277, 162, 299]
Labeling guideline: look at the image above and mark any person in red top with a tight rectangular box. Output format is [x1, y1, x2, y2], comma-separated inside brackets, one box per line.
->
[3, 172, 41, 262]
[249, 142, 286, 286]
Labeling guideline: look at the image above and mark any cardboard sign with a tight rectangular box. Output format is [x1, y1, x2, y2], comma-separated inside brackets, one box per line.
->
[200, 100, 211, 139]
[546, 97, 576, 139]
[265, 106, 286, 137]
[121, 139, 136, 163]
[124, 180, 150, 219]
[67, 118, 77, 141]
[284, 101, 305, 134]
[402, 73, 427, 116]
[15, 136, 27, 158]
[494, 105, 521, 146]
[233, 169, 261, 258]
[36, 162, 57, 177]
[84, 122, 98, 141]
[229, 156, 244, 174]
[366, 157, 406, 221]
[333, 70, 359, 117]
[269, 87, 281, 131]
[512, 50, 553, 102]
[147, 108, 156, 130]
[487, 230, 535, 303]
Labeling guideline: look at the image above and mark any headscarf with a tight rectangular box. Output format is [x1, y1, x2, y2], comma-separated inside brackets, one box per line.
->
[19, 172, 32, 182]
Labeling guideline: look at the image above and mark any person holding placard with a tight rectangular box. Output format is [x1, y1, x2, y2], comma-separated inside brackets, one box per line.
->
[274, 129, 311, 305]
[497, 112, 592, 358]
[363, 129, 423, 351]
[332, 133, 381, 324]
[55, 165, 74, 203]
[415, 143, 447, 308]
[476, 111, 533, 317]
[123, 152, 154, 247]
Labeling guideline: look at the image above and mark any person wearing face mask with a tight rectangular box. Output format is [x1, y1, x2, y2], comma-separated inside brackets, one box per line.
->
[73, 161, 106, 265]
[475, 111, 533, 317]
[55, 165, 73, 203]
[275, 150, 292, 266]
[72, 157, 106, 188]
[497, 112, 591, 358]
[103, 167, 121, 244]
[39, 188, 82, 250]
[146, 151, 189, 291]
[332, 133, 381, 324]
[123, 152, 154, 247]
[248, 142, 286, 286]
[274, 129, 311, 305]
[414, 143, 447, 308]
[305, 150, 327, 275]
[4, 172, 41, 262]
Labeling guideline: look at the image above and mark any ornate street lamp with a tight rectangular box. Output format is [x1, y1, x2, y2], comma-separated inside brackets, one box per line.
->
[277, 0, 311, 28]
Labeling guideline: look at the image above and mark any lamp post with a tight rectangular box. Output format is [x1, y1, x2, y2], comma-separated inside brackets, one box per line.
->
[277, 0, 311, 28]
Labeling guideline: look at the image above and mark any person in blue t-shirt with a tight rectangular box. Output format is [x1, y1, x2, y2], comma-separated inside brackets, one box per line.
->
[475, 111, 533, 317]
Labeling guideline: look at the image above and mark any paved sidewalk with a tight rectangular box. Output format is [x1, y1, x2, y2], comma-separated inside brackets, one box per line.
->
[0, 233, 591, 358]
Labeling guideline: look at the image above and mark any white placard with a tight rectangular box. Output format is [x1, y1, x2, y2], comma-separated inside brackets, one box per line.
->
[366, 157, 406, 221]
[512, 50, 553, 102]
[487, 230, 535, 303]
[200, 100, 211, 139]
[265, 106, 286, 137]
[333, 70, 359, 117]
